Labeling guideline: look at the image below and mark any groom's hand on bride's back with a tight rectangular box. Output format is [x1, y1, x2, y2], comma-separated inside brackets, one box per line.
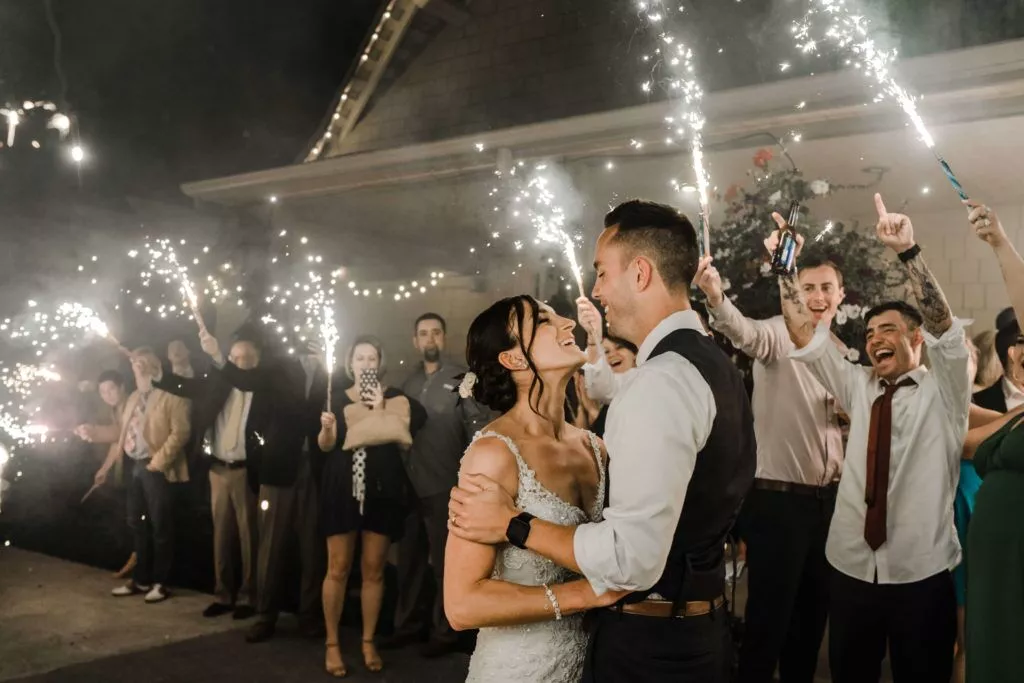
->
[449, 472, 519, 545]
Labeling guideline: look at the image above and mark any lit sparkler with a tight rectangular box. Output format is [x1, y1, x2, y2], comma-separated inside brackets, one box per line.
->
[524, 172, 585, 298]
[637, 1, 713, 256]
[143, 239, 207, 328]
[321, 303, 339, 411]
[793, 0, 968, 200]
[55, 303, 126, 354]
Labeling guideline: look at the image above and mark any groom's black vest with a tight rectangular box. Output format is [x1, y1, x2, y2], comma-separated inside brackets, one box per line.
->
[634, 328, 756, 605]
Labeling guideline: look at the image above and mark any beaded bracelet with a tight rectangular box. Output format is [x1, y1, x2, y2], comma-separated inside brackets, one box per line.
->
[542, 583, 562, 621]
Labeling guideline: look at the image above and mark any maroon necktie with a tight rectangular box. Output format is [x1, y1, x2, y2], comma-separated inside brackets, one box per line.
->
[864, 377, 917, 551]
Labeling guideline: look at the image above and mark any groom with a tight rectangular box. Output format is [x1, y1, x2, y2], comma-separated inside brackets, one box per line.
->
[449, 199, 756, 681]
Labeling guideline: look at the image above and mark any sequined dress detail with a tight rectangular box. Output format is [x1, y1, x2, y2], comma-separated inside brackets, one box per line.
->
[464, 430, 605, 683]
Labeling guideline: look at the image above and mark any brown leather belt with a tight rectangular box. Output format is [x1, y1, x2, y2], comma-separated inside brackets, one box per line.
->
[616, 595, 725, 619]
[754, 478, 838, 498]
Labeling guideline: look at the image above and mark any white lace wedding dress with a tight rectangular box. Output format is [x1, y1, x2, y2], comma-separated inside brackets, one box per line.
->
[464, 430, 606, 683]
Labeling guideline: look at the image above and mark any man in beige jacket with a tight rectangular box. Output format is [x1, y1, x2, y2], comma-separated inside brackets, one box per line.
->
[96, 347, 191, 603]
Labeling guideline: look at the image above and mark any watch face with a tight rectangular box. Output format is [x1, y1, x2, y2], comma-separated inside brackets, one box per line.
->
[507, 514, 532, 548]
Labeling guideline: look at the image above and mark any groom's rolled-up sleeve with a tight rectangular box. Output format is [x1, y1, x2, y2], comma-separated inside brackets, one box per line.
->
[573, 358, 715, 595]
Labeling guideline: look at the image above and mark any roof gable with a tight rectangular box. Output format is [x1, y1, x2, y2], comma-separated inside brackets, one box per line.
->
[310, 0, 645, 159]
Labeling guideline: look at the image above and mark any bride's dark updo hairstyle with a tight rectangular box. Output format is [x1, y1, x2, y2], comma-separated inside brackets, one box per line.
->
[465, 295, 548, 414]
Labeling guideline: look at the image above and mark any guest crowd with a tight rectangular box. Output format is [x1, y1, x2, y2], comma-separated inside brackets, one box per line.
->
[71, 194, 1022, 683]
[78, 312, 492, 675]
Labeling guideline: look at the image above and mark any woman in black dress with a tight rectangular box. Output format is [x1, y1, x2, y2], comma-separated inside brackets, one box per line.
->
[318, 335, 426, 677]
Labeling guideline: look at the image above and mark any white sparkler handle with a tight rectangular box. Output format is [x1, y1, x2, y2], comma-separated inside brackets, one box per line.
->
[325, 372, 333, 414]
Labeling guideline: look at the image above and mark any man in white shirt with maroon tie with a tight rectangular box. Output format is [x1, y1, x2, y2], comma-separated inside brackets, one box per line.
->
[777, 194, 968, 683]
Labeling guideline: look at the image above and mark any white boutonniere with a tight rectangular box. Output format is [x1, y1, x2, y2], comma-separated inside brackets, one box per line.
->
[458, 372, 478, 399]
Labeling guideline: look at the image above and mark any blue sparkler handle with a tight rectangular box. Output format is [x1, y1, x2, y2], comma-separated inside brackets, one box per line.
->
[937, 156, 968, 201]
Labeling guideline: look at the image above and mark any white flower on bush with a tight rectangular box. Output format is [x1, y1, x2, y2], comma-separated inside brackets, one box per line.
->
[760, 262, 772, 276]
[721, 278, 732, 292]
[768, 191, 782, 204]
[845, 348, 860, 362]
[845, 304, 862, 320]
[835, 309, 848, 325]
[810, 179, 830, 196]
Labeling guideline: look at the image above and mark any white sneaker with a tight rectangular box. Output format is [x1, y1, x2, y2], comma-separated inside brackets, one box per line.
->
[112, 581, 150, 597]
[144, 584, 169, 603]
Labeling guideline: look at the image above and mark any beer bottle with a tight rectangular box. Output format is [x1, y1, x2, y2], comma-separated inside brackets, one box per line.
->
[770, 201, 801, 276]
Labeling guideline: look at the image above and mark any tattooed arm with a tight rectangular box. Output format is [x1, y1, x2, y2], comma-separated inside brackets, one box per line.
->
[873, 193, 952, 336]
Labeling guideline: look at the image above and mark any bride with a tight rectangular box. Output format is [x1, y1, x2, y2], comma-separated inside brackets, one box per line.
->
[443, 295, 625, 682]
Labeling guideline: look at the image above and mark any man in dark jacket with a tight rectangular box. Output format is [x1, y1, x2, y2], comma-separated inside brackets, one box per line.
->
[155, 334, 271, 621]
[193, 327, 322, 642]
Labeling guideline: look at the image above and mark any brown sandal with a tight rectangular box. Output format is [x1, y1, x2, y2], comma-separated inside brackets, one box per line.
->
[325, 642, 347, 678]
[362, 639, 383, 673]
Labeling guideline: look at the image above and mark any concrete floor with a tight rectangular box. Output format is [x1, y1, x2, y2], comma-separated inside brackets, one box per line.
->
[0, 548, 244, 681]
[1, 548, 895, 683]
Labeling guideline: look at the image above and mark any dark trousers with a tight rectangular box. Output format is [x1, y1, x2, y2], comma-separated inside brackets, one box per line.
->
[738, 486, 834, 683]
[394, 492, 456, 643]
[829, 568, 955, 683]
[581, 606, 733, 682]
[256, 456, 324, 625]
[126, 462, 174, 586]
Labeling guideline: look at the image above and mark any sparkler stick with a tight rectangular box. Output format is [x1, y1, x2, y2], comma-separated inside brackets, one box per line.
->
[524, 172, 585, 299]
[148, 240, 206, 329]
[80, 482, 101, 503]
[320, 305, 339, 412]
[56, 303, 129, 356]
[638, 1, 713, 256]
[794, 0, 968, 200]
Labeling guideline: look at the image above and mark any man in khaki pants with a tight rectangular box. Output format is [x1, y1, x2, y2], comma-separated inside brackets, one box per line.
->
[155, 336, 267, 620]
[95, 348, 191, 604]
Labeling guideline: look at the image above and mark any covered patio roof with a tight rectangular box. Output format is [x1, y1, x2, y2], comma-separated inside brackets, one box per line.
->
[180, 39, 1024, 284]
[183, 39, 1024, 206]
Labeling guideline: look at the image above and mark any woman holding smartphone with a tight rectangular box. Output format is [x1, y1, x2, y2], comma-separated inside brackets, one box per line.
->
[318, 335, 427, 677]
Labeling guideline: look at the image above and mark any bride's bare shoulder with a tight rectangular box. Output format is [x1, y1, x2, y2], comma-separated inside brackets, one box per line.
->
[461, 425, 520, 493]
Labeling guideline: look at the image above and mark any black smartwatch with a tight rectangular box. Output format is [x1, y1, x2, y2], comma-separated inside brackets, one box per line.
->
[506, 512, 536, 549]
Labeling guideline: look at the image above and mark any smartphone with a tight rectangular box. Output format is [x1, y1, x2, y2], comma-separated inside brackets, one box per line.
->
[359, 368, 380, 403]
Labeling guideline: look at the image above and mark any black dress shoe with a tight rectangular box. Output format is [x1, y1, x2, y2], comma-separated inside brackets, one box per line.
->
[419, 639, 460, 658]
[378, 631, 423, 650]
[203, 602, 234, 618]
[232, 605, 255, 620]
[245, 620, 276, 643]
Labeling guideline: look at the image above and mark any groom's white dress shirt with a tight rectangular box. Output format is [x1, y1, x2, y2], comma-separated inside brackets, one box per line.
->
[574, 310, 717, 595]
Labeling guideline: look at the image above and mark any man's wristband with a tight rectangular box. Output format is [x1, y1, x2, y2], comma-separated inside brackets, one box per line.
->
[898, 244, 921, 263]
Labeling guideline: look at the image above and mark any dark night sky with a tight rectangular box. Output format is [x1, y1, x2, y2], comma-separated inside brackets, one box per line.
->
[0, 0, 379, 202]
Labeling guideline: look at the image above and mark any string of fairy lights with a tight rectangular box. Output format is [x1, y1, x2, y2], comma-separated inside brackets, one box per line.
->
[0, 99, 85, 164]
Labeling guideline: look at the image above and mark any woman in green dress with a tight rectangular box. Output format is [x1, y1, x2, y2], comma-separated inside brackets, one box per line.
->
[963, 199, 1024, 683]
[964, 411, 1024, 682]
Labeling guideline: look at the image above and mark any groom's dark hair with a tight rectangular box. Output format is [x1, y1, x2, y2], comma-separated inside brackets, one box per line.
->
[604, 200, 699, 292]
